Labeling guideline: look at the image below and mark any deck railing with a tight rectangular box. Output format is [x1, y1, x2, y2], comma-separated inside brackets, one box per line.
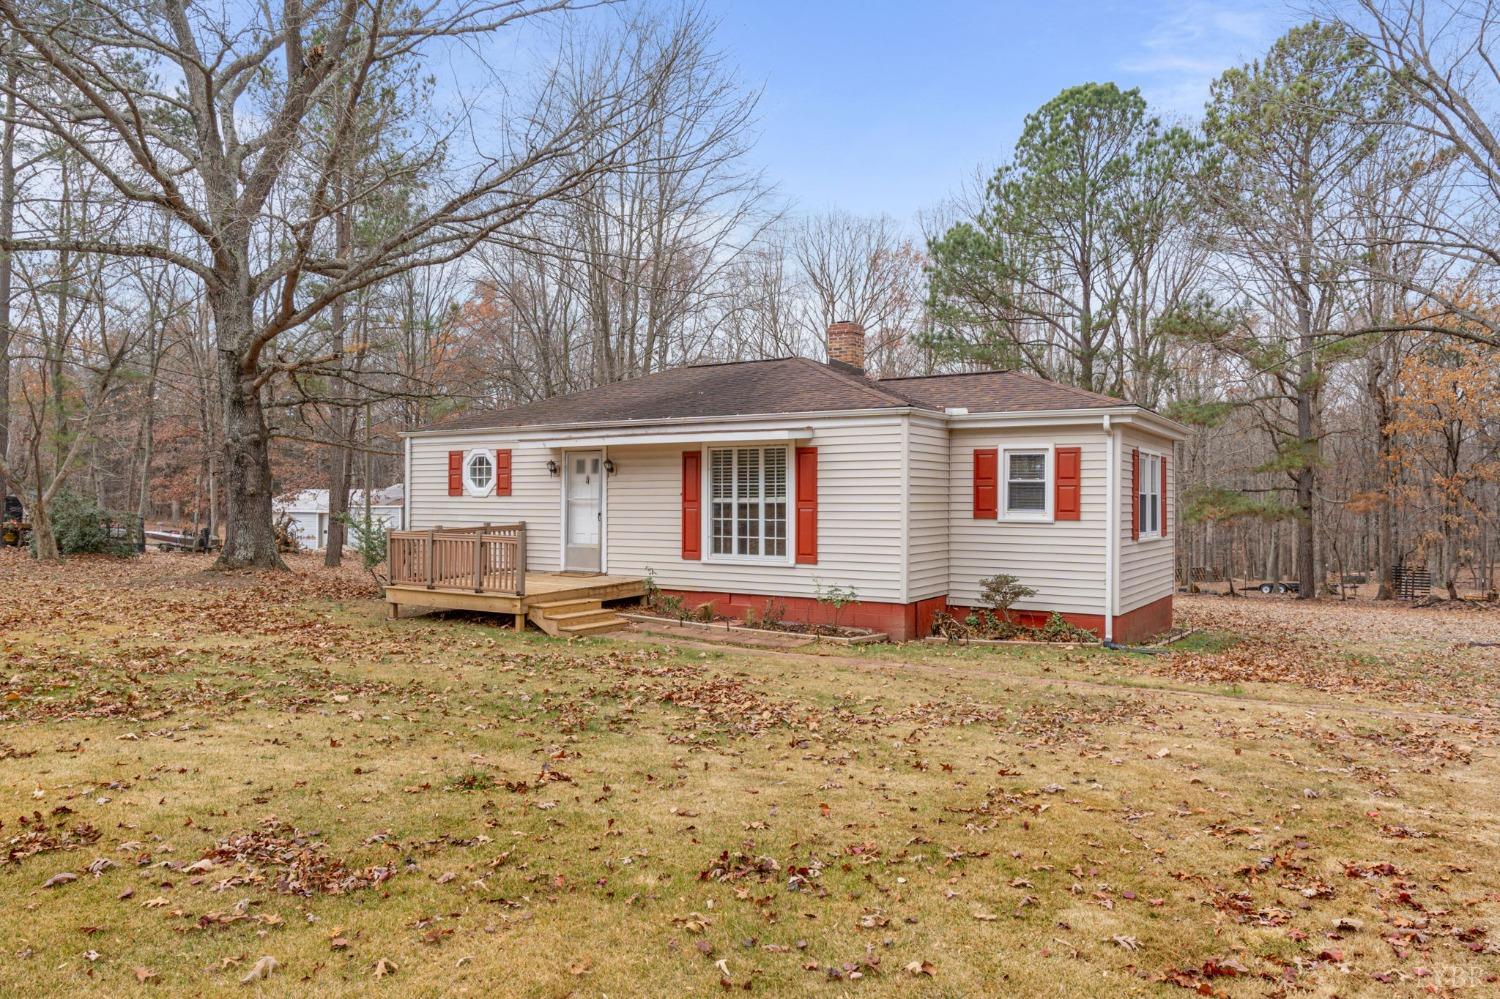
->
[387, 523, 527, 596]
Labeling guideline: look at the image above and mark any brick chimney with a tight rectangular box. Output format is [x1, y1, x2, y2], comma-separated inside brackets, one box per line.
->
[826, 320, 866, 372]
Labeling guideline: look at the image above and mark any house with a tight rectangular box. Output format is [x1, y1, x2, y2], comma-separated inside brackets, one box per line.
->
[273, 485, 404, 550]
[397, 322, 1185, 642]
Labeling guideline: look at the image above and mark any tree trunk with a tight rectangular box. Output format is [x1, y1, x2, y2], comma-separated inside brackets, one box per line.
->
[323, 172, 353, 567]
[0, 37, 14, 500]
[215, 330, 285, 570]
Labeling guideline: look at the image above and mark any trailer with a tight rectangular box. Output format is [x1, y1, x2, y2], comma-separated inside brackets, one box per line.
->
[145, 527, 219, 553]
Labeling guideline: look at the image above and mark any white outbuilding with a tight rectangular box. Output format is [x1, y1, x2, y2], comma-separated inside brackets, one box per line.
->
[272, 485, 404, 550]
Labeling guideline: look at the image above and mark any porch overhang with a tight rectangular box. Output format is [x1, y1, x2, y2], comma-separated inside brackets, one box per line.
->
[538, 426, 814, 449]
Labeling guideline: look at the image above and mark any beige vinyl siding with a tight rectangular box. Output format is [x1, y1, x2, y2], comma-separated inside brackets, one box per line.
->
[604, 415, 907, 602]
[405, 413, 910, 601]
[1118, 427, 1176, 613]
[905, 414, 950, 601]
[406, 436, 562, 573]
[947, 427, 1109, 615]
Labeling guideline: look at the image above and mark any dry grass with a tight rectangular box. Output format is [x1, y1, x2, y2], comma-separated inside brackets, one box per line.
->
[2, 552, 1499, 997]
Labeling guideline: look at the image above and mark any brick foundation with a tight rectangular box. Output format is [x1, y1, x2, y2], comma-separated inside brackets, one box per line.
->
[655, 590, 1174, 644]
[659, 590, 948, 642]
[1111, 595, 1173, 644]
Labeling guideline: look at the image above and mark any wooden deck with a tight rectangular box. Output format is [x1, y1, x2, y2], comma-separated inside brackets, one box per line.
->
[385, 525, 645, 634]
[385, 571, 647, 634]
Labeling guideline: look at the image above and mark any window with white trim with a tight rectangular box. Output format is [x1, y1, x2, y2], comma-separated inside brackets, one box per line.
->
[1003, 449, 1049, 517]
[464, 451, 494, 494]
[709, 447, 787, 558]
[1139, 452, 1161, 537]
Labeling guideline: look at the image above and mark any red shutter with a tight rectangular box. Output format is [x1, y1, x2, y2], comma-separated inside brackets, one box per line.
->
[973, 448, 998, 519]
[681, 451, 701, 560]
[1161, 453, 1168, 538]
[1130, 448, 1140, 541]
[447, 451, 463, 496]
[494, 449, 512, 497]
[795, 446, 818, 564]
[1055, 446, 1081, 521]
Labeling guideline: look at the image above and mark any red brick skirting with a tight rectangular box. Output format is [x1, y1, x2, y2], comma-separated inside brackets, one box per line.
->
[943, 596, 1174, 644]
[659, 590, 948, 642]
[1112, 595, 1173, 644]
[655, 590, 1174, 644]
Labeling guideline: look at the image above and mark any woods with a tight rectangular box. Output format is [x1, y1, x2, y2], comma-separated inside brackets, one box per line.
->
[0, 0, 1496, 597]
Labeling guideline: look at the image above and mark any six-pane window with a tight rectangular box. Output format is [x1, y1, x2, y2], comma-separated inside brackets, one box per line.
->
[465, 452, 493, 492]
[1139, 453, 1161, 536]
[710, 447, 787, 558]
[1005, 450, 1047, 515]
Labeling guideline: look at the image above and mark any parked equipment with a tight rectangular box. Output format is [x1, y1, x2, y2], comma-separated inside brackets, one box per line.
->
[1, 496, 28, 547]
[146, 527, 219, 553]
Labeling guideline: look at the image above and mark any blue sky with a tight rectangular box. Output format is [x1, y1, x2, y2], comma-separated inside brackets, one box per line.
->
[699, 0, 1299, 220]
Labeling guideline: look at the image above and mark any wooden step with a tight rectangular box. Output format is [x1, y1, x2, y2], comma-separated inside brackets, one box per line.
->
[531, 598, 602, 612]
[558, 616, 628, 636]
[547, 608, 620, 627]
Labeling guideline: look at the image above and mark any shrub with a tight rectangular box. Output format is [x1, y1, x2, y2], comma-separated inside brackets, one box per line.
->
[759, 597, 787, 629]
[1042, 611, 1094, 642]
[977, 573, 1036, 622]
[338, 511, 389, 587]
[813, 582, 859, 632]
[41, 491, 135, 557]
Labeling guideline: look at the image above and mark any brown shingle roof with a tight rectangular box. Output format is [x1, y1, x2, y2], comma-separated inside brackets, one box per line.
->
[421, 357, 918, 432]
[416, 358, 1127, 434]
[878, 369, 1126, 413]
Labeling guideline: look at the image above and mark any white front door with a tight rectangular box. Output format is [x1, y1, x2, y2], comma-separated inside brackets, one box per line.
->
[564, 450, 604, 573]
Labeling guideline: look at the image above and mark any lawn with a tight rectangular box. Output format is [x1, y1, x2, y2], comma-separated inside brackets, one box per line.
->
[2, 551, 1498, 997]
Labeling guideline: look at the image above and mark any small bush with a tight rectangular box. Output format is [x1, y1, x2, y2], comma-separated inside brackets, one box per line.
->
[978, 573, 1035, 622]
[760, 598, 787, 629]
[1042, 611, 1095, 642]
[43, 492, 135, 557]
[813, 582, 859, 632]
[338, 511, 389, 586]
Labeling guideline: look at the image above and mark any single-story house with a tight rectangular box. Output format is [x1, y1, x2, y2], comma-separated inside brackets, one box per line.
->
[273, 485, 404, 550]
[400, 322, 1185, 642]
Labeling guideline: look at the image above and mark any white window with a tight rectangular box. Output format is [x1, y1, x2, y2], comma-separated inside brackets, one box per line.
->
[464, 450, 494, 494]
[709, 447, 788, 559]
[1003, 449, 1050, 519]
[1139, 453, 1161, 537]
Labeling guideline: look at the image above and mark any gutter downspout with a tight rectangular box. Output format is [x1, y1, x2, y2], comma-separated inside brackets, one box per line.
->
[402, 436, 411, 530]
[1103, 414, 1117, 643]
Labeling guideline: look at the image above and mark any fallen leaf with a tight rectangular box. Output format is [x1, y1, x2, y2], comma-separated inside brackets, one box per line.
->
[239, 955, 277, 984]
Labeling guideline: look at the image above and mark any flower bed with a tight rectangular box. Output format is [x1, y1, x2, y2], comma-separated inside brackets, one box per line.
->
[621, 611, 888, 646]
[929, 609, 1098, 644]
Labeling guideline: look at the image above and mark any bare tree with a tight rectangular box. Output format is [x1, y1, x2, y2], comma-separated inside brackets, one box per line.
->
[791, 211, 928, 376]
[458, 7, 772, 400]
[1332, 0, 1500, 344]
[0, 0, 695, 568]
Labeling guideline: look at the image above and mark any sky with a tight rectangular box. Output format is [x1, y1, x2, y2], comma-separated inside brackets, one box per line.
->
[698, 0, 1302, 222]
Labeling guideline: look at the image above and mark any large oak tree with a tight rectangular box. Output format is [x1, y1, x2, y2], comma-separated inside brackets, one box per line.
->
[0, 0, 684, 567]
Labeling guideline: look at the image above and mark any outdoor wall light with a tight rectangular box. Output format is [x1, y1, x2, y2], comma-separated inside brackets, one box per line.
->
[546, 459, 559, 477]
[603, 458, 617, 475]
